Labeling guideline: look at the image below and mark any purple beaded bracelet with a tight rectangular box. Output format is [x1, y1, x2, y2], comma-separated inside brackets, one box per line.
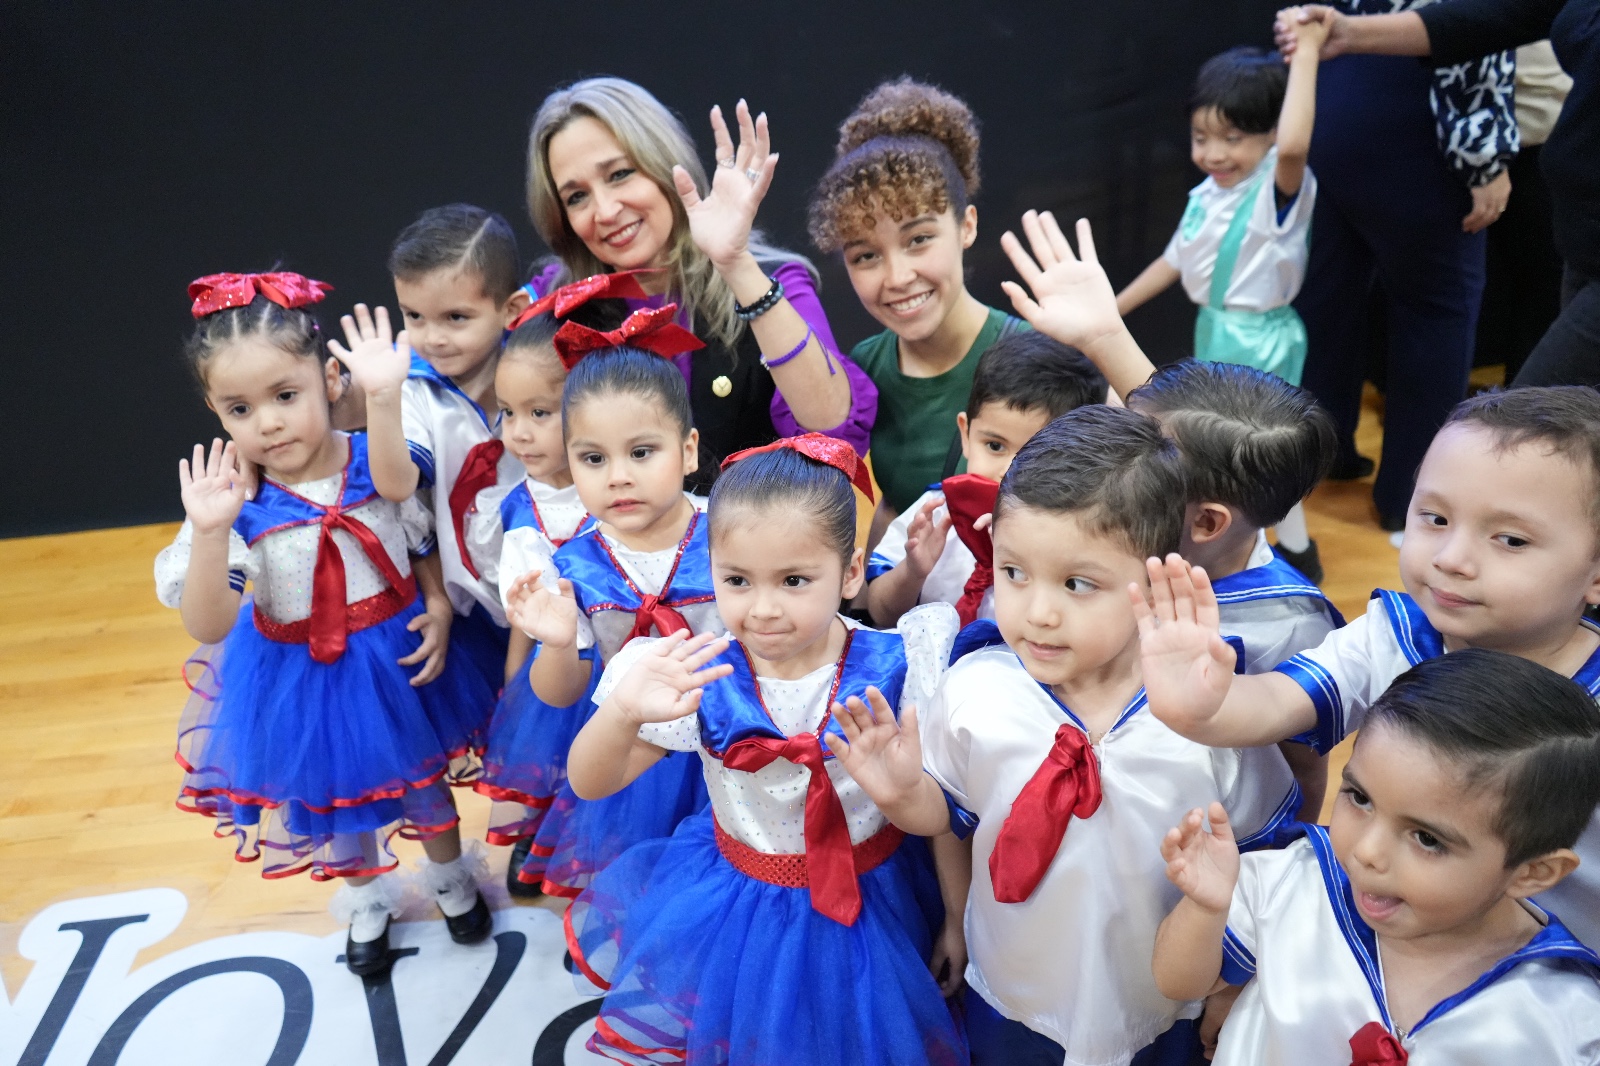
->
[760, 326, 837, 375]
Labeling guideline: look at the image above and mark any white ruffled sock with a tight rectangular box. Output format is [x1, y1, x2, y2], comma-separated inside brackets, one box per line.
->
[332, 876, 400, 944]
[422, 854, 480, 918]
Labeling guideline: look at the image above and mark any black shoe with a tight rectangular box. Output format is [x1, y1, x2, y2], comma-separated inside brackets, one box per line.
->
[1327, 454, 1375, 481]
[444, 891, 492, 945]
[344, 920, 393, 976]
[1275, 540, 1324, 585]
[505, 837, 543, 899]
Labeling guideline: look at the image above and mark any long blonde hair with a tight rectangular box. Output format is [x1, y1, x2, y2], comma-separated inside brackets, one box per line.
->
[527, 77, 812, 350]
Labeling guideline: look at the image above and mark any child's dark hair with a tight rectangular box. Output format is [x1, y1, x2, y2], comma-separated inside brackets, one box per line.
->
[388, 203, 520, 305]
[502, 312, 563, 371]
[1190, 47, 1288, 135]
[561, 349, 694, 440]
[709, 448, 856, 566]
[968, 332, 1106, 421]
[995, 405, 1185, 560]
[1446, 386, 1600, 535]
[184, 295, 323, 389]
[1366, 649, 1600, 867]
[808, 77, 980, 253]
[1127, 361, 1337, 528]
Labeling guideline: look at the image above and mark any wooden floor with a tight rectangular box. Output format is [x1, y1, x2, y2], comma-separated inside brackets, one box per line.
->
[0, 387, 1403, 997]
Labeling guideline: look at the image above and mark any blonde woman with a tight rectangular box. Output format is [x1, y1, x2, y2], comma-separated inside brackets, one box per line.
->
[524, 77, 875, 492]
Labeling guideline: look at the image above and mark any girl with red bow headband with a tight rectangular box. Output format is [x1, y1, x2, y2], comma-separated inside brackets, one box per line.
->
[156, 273, 497, 977]
[499, 345, 719, 900]
[558, 435, 968, 1066]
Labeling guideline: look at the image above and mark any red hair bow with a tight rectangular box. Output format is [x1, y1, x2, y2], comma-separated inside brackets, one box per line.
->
[507, 268, 659, 331]
[551, 304, 705, 370]
[188, 272, 332, 319]
[722, 432, 875, 504]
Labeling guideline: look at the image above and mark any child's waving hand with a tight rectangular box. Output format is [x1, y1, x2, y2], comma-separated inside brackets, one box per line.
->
[1130, 554, 1239, 736]
[609, 631, 734, 725]
[826, 687, 928, 806]
[904, 496, 953, 579]
[328, 304, 412, 397]
[1161, 802, 1240, 914]
[179, 439, 247, 534]
[504, 570, 582, 650]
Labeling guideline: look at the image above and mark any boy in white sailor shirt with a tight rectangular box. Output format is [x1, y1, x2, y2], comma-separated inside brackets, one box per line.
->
[865, 332, 1108, 628]
[1136, 387, 1600, 949]
[833, 406, 1300, 1066]
[330, 205, 530, 670]
[1155, 650, 1600, 1065]
[1125, 359, 1343, 819]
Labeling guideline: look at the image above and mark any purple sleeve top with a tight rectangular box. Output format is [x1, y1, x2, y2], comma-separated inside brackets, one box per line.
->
[765, 260, 878, 457]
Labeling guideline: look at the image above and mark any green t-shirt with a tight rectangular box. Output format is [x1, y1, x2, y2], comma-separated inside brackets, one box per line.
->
[853, 306, 1026, 514]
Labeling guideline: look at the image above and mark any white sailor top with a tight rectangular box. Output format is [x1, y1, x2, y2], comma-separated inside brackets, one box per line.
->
[547, 502, 721, 665]
[597, 604, 959, 856]
[1213, 530, 1343, 675]
[867, 488, 993, 622]
[401, 354, 523, 619]
[155, 433, 434, 627]
[1275, 588, 1600, 948]
[464, 476, 591, 627]
[921, 622, 1301, 1064]
[1215, 827, 1600, 1065]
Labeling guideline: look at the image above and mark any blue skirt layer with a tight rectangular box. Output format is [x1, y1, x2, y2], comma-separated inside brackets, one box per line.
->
[429, 602, 507, 780]
[521, 748, 707, 897]
[476, 650, 598, 844]
[176, 598, 470, 879]
[566, 814, 965, 1066]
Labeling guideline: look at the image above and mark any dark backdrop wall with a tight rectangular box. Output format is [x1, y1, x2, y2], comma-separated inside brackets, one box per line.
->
[3, 0, 1281, 537]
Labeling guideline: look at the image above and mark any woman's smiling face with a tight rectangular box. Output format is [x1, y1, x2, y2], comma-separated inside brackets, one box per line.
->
[546, 116, 678, 273]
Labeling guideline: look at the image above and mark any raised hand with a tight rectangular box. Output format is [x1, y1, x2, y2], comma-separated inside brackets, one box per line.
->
[1000, 213, 1124, 351]
[1130, 554, 1238, 732]
[608, 630, 733, 725]
[674, 99, 778, 271]
[504, 570, 581, 649]
[1274, 5, 1346, 60]
[1161, 802, 1240, 913]
[178, 439, 247, 534]
[825, 688, 927, 808]
[904, 496, 952, 579]
[327, 304, 412, 397]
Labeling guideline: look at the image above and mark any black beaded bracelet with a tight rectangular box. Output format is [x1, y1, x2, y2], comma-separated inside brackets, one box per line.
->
[733, 277, 785, 321]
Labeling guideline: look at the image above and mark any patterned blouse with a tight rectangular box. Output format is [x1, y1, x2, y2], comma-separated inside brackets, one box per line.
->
[1341, 0, 1519, 187]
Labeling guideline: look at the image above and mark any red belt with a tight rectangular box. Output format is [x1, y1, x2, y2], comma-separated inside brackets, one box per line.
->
[712, 815, 904, 889]
[254, 575, 416, 646]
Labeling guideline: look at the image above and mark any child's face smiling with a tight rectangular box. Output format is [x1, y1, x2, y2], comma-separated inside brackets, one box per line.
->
[1399, 424, 1600, 664]
[991, 506, 1148, 696]
[1330, 722, 1529, 942]
[565, 391, 697, 551]
[204, 340, 344, 483]
[496, 353, 571, 488]
[959, 402, 1052, 484]
[711, 508, 864, 680]
[1190, 107, 1274, 188]
[841, 204, 977, 346]
[393, 268, 513, 383]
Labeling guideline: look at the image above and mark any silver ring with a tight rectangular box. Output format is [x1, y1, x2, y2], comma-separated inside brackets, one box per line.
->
[717, 156, 737, 169]
[745, 167, 761, 183]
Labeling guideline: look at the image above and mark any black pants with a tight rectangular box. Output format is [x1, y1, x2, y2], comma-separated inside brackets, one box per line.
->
[1511, 267, 1600, 388]
[1476, 144, 1564, 382]
[1295, 55, 1486, 521]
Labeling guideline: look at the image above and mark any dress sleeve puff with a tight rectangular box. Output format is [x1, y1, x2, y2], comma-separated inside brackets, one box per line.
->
[462, 482, 513, 586]
[154, 519, 256, 609]
[399, 492, 437, 558]
[894, 603, 960, 718]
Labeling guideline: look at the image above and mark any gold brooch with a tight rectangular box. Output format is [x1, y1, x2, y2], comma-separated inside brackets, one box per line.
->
[712, 375, 733, 398]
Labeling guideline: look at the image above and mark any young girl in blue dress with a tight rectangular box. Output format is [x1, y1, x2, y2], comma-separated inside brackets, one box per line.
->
[501, 311, 717, 898]
[155, 273, 493, 976]
[561, 435, 968, 1066]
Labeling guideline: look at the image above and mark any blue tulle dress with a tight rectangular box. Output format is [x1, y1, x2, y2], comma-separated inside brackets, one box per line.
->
[509, 512, 717, 897]
[565, 614, 968, 1066]
[157, 435, 494, 879]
